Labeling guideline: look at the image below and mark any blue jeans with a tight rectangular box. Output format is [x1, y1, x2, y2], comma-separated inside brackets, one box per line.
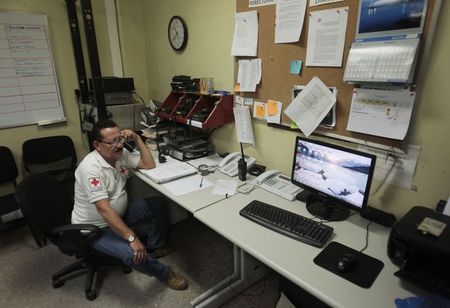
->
[89, 196, 169, 282]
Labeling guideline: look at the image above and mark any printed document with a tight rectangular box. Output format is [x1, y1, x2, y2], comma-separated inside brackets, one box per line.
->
[358, 145, 420, 190]
[309, 0, 344, 6]
[237, 58, 262, 92]
[233, 106, 255, 145]
[346, 88, 416, 140]
[231, 11, 258, 56]
[213, 180, 238, 196]
[249, 0, 276, 7]
[284, 76, 336, 137]
[162, 174, 213, 196]
[306, 7, 348, 67]
[275, 0, 307, 44]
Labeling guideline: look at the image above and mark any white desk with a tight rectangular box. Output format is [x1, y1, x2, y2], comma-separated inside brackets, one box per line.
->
[133, 157, 418, 307]
[135, 169, 229, 213]
[194, 187, 418, 308]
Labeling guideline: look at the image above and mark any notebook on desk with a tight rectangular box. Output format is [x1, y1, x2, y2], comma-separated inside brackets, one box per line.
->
[140, 162, 197, 184]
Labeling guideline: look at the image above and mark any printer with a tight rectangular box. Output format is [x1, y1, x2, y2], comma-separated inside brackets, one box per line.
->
[388, 206, 450, 298]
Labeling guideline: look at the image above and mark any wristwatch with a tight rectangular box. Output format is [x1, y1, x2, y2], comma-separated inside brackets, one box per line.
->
[127, 234, 136, 243]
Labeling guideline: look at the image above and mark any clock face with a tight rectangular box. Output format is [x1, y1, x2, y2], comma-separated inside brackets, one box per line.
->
[168, 16, 187, 51]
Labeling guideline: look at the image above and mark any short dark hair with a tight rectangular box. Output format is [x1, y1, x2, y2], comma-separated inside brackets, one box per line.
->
[91, 119, 118, 141]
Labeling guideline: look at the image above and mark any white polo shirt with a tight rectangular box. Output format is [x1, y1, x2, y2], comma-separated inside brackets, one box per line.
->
[71, 150, 140, 228]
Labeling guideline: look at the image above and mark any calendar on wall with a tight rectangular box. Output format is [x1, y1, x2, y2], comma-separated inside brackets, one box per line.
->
[344, 37, 420, 84]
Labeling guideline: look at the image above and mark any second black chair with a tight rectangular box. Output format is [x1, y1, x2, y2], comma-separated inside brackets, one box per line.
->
[0, 146, 26, 232]
[22, 135, 77, 198]
[16, 172, 131, 301]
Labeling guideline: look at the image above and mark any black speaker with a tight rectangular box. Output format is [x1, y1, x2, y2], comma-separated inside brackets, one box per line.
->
[360, 206, 397, 227]
[102, 77, 135, 92]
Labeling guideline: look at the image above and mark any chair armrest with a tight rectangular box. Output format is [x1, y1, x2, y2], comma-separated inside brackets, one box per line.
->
[50, 223, 101, 256]
[52, 224, 99, 236]
[52, 224, 99, 232]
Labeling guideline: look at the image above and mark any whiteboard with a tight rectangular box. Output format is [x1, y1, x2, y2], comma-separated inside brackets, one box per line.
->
[0, 12, 66, 128]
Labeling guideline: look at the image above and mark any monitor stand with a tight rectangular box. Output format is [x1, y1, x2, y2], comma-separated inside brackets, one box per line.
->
[306, 198, 350, 222]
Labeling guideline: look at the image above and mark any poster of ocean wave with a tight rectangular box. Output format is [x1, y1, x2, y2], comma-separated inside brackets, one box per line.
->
[358, 0, 427, 35]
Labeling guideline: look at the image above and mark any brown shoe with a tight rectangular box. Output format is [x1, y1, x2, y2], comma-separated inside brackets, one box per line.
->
[148, 247, 172, 259]
[166, 269, 187, 290]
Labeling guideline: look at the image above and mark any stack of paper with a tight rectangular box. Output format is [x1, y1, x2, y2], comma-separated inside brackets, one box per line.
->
[140, 162, 197, 184]
[145, 139, 166, 151]
[141, 125, 184, 139]
[141, 127, 168, 139]
[187, 153, 223, 168]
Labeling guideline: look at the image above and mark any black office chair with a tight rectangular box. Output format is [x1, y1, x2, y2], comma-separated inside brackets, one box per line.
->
[0, 146, 27, 232]
[16, 172, 131, 301]
[22, 135, 77, 199]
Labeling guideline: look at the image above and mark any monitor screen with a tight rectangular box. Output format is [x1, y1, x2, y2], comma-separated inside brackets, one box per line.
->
[291, 136, 376, 221]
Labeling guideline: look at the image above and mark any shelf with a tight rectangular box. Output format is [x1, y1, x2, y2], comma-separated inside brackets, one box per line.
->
[155, 92, 185, 121]
[155, 91, 234, 129]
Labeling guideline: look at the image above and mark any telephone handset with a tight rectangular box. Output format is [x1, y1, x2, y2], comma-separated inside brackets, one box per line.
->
[254, 170, 302, 201]
[218, 152, 256, 177]
[254, 169, 282, 185]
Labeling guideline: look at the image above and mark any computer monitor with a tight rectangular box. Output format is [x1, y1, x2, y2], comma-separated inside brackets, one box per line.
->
[291, 136, 376, 221]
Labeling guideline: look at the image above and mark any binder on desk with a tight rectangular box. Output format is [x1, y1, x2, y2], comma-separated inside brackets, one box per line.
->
[140, 162, 197, 184]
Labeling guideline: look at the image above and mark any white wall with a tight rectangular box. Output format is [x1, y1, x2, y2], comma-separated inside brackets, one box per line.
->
[143, 0, 235, 100]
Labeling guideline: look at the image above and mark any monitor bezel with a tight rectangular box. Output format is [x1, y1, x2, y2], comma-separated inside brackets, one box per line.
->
[290, 136, 377, 214]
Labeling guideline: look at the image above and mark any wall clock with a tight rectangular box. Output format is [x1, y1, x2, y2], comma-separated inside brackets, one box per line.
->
[168, 16, 188, 51]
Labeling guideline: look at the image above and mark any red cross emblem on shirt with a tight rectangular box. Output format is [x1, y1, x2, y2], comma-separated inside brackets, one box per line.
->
[120, 167, 127, 175]
[90, 177, 100, 186]
[88, 177, 102, 191]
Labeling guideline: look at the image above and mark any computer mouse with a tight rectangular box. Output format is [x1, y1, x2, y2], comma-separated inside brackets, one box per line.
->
[337, 253, 359, 273]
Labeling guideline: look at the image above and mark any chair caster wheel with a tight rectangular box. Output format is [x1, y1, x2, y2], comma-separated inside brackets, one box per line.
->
[52, 279, 64, 288]
[123, 267, 132, 274]
[86, 290, 97, 301]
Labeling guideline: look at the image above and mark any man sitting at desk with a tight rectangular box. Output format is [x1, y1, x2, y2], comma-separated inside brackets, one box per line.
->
[71, 120, 187, 290]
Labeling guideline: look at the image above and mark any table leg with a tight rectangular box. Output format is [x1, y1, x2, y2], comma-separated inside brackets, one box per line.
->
[191, 244, 269, 308]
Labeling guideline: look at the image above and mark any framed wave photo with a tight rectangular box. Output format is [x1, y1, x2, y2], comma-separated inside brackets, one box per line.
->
[356, 0, 428, 39]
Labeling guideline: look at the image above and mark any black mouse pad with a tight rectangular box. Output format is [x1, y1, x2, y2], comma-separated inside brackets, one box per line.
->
[313, 241, 384, 288]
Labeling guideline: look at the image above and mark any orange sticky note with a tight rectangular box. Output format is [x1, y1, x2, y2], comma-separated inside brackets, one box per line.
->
[255, 105, 265, 118]
[267, 100, 279, 116]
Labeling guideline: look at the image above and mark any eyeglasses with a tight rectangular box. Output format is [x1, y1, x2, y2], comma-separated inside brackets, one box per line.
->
[96, 136, 127, 147]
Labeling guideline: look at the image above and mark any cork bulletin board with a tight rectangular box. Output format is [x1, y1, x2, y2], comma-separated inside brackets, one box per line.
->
[235, 0, 438, 149]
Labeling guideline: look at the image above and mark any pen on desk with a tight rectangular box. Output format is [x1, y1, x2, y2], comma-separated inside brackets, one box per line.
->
[199, 177, 203, 188]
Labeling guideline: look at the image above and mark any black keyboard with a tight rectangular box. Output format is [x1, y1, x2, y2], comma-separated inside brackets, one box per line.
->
[239, 200, 333, 247]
